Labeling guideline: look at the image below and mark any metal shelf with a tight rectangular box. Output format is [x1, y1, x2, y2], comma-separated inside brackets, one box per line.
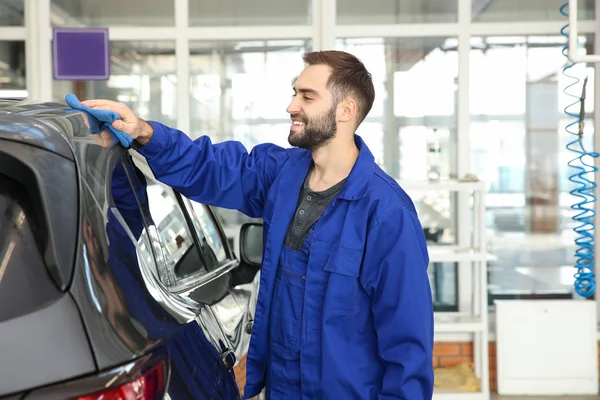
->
[433, 389, 488, 400]
[419, 179, 490, 400]
[398, 179, 486, 192]
[428, 246, 490, 262]
[434, 315, 485, 333]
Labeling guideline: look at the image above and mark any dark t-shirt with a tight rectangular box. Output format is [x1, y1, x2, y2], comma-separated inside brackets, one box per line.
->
[284, 166, 347, 251]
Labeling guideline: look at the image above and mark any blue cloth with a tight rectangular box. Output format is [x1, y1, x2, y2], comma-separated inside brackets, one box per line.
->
[266, 234, 313, 400]
[137, 121, 435, 400]
[64, 93, 133, 148]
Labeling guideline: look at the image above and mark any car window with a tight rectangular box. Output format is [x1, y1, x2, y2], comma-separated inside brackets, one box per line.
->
[147, 180, 207, 281]
[183, 199, 228, 269]
[118, 154, 209, 289]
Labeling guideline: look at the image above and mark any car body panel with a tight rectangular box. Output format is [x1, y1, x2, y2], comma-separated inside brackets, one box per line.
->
[0, 103, 75, 160]
[0, 294, 96, 396]
[0, 99, 260, 399]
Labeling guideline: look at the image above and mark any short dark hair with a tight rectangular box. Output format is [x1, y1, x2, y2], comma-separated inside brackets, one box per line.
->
[302, 50, 375, 126]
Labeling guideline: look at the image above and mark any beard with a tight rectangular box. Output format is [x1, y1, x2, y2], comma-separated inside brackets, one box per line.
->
[288, 106, 337, 151]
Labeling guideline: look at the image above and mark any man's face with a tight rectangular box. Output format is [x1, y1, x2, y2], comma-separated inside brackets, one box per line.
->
[286, 64, 337, 151]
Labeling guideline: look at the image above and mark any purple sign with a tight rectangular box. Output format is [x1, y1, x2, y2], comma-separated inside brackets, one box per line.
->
[52, 27, 110, 81]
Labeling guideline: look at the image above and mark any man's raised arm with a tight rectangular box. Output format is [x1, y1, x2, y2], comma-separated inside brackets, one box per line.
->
[82, 99, 288, 218]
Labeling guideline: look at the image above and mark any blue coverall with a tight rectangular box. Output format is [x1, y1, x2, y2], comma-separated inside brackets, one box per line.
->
[137, 121, 435, 399]
[267, 228, 314, 399]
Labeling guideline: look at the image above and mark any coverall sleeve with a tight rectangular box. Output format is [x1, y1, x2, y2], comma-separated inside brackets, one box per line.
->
[136, 121, 288, 218]
[361, 206, 434, 400]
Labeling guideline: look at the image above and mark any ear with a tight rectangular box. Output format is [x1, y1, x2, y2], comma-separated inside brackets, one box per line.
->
[337, 98, 357, 123]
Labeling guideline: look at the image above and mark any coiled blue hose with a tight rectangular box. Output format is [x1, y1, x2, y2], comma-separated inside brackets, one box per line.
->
[560, 2, 598, 298]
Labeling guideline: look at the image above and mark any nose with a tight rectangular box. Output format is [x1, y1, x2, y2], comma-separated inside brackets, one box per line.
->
[286, 97, 301, 114]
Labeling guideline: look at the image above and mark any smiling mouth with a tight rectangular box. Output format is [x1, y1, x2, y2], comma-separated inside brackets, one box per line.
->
[292, 120, 305, 128]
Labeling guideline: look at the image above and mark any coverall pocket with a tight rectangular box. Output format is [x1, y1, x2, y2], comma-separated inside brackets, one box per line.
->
[271, 264, 306, 355]
[323, 248, 363, 316]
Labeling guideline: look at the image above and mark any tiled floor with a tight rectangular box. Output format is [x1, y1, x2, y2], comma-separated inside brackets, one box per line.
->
[492, 396, 600, 399]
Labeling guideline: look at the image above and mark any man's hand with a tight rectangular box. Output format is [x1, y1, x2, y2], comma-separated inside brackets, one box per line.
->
[91, 130, 114, 149]
[81, 99, 154, 146]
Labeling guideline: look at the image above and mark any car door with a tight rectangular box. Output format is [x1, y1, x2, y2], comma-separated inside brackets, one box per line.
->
[125, 153, 259, 370]
[88, 146, 241, 399]
[180, 196, 259, 364]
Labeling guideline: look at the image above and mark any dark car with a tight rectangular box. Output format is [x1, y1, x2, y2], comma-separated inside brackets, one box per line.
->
[0, 99, 264, 399]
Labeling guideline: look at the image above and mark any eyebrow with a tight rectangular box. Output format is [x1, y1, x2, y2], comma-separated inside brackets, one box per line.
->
[293, 86, 320, 97]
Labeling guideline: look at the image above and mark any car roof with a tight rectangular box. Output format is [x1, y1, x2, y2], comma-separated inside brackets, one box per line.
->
[0, 98, 93, 161]
[0, 98, 125, 210]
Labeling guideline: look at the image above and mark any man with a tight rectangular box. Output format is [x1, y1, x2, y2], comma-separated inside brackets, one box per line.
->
[82, 50, 434, 400]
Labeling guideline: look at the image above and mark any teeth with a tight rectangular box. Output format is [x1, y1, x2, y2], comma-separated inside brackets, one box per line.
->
[293, 121, 304, 126]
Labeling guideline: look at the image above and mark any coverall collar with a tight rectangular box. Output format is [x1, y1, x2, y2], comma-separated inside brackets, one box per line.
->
[289, 134, 375, 201]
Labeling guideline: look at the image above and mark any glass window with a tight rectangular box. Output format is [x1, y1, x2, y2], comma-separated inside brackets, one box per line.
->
[0, 41, 26, 99]
[121, 156, 210, 289]
[0, 1, 24, 25]
[473, 0, 594, 22]
[146, 179, 207, 284]
[189, 39, 311, 146]
[50, 0, 174, 26]
[189, 0, 312, 26]
[337, 0, 458, 24]
[469, 35, 595, 302]
[336, 37, 458, 180]
[183, 199, 229, 268]
[53, 41, 177, 126]
[471, 121, 526, 195]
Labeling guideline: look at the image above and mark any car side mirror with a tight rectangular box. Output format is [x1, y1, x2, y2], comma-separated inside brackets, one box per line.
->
[239, 222, 263, 268]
